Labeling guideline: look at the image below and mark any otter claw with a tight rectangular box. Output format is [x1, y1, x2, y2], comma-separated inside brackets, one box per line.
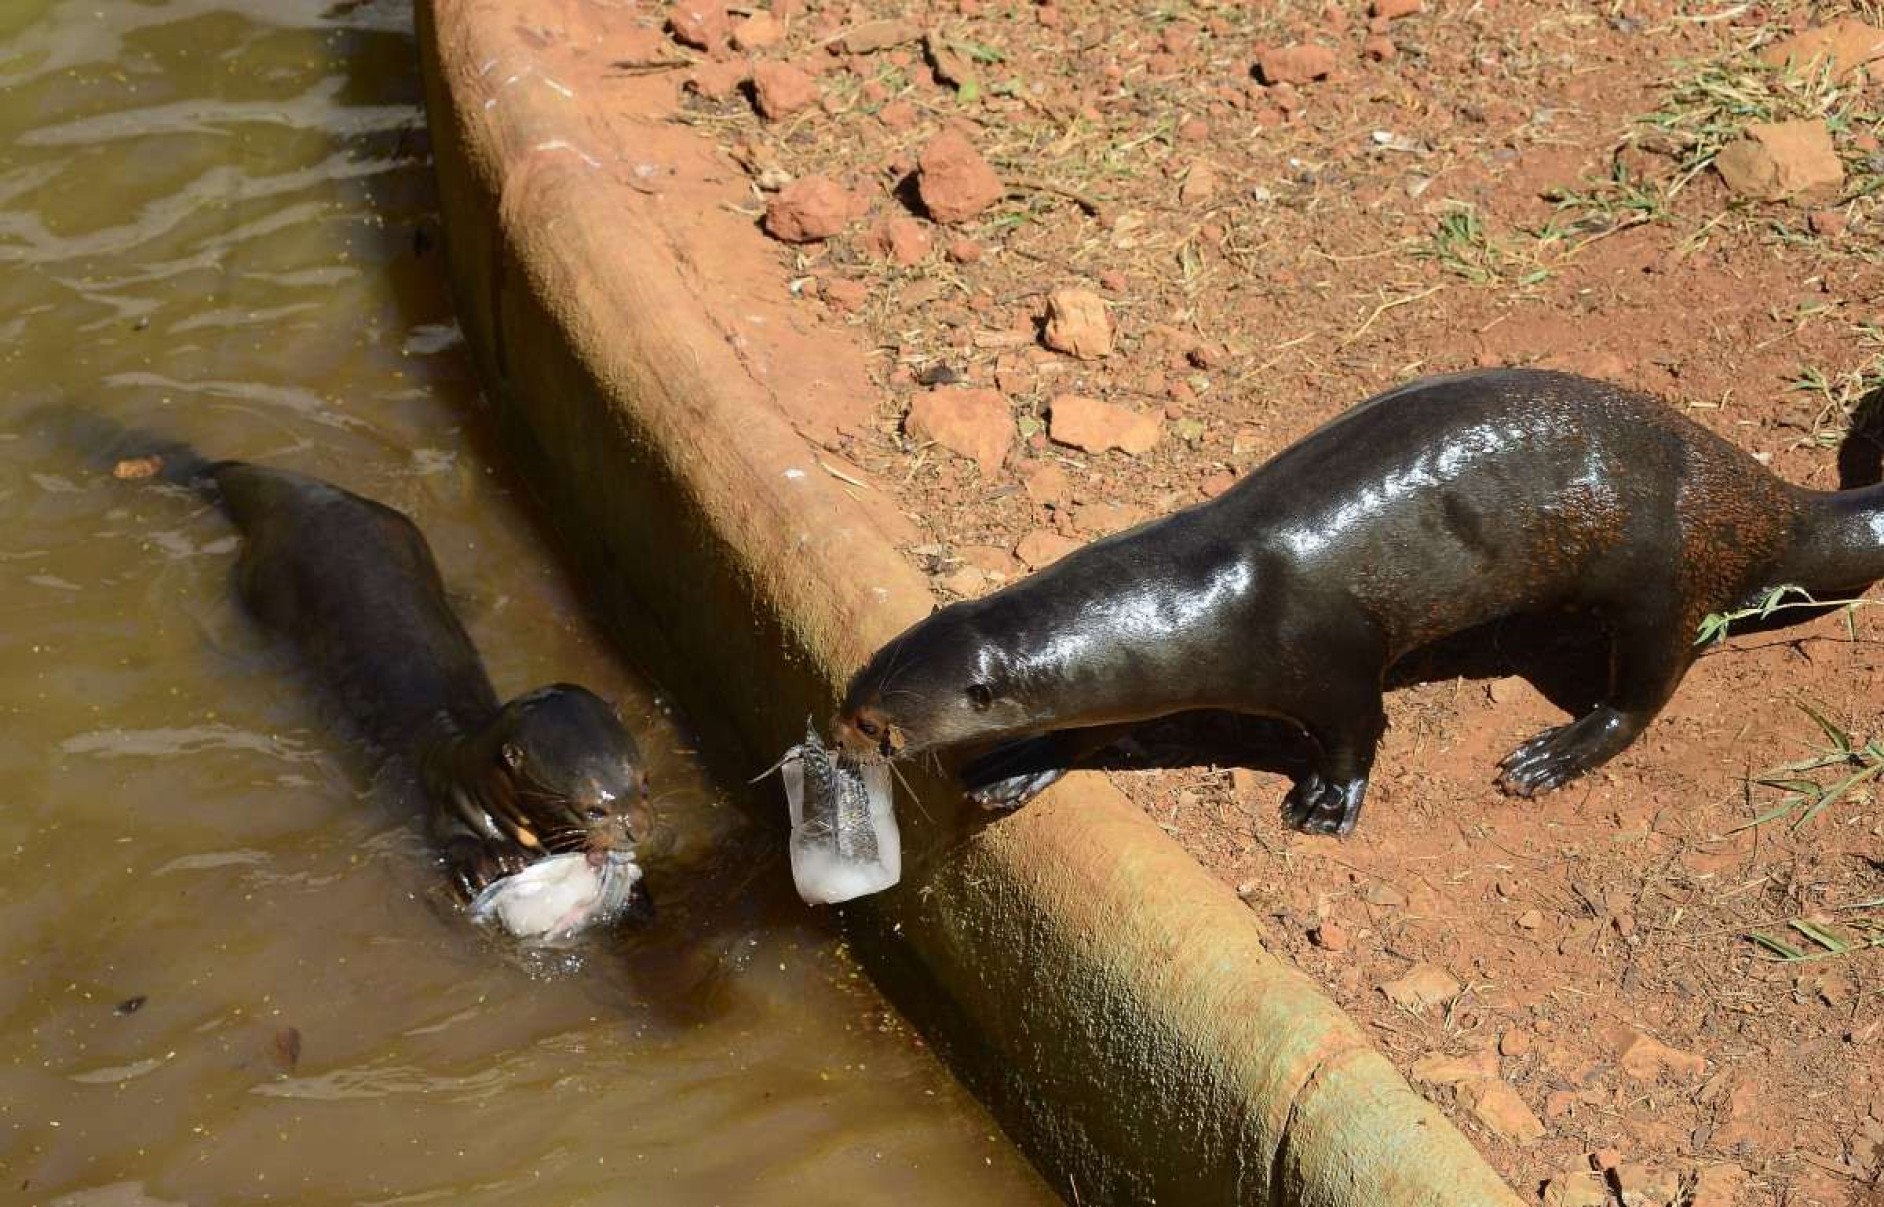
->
[1497, 726, 1583, 797]
[968, 768, 1066, 811]
[1281, 773, 1367, 836]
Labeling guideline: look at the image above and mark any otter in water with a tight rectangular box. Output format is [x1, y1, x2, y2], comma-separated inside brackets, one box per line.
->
[836, 368, 1884, 835]
[106, 431, 652, 912]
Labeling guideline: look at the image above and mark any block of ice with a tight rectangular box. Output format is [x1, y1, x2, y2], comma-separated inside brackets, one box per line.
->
[770, 724, 901, 905]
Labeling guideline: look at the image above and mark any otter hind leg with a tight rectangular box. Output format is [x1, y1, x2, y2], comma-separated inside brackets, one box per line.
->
[962, 724, 1135, 810]
[1497, 606, 1695, 797]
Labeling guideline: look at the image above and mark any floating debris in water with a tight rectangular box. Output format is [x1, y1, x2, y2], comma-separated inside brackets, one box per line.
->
[761, 721, 901, 905]
[469, 848, 642, 944]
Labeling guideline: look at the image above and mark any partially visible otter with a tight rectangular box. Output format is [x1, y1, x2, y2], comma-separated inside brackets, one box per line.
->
[108, 430, 652, 906]
[837, 368, 1884, 835]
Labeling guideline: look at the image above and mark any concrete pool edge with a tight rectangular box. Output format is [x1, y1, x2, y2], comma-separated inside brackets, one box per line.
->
[414, 2, 1527, 1203]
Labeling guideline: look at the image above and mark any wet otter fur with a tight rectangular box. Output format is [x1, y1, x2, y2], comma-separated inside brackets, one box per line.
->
[107, 429, 652, 897]
[837, 368, 1884, 835]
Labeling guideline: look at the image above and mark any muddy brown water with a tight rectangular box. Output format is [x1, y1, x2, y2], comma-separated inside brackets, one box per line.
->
[0, 2, 1054, 1202]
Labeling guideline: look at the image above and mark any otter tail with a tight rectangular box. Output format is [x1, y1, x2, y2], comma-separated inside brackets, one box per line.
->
[31, 403, 227, 497]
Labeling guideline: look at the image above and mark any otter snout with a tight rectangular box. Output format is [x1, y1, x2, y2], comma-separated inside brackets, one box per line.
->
[835, 704, 906, 760]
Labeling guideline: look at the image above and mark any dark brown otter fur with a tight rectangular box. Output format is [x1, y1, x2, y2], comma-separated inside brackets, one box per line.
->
[837, 369, 1884, 835]
[120, 435, 652, 896]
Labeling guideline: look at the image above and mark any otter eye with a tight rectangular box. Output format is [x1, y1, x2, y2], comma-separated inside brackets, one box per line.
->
[584, 806, 608, 823]
[966, 683, 995, 710]
[856, 717, 881, 737]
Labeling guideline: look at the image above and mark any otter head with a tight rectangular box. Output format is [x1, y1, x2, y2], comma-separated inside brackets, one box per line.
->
[479, 685, 653, 858]
[835, 602, 1042, 760]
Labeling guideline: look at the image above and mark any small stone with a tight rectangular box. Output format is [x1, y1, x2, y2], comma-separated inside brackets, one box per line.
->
[1371, 0, 1422, 18]
[821, 277, 868, 311]
[1688, 1163, 1748, 1207]
[730, 10, 783, 51]
[946, 238, 983, 264]
[863, 215, 932, 265]
[1613, 1164, 1680, 1207]
[667, 0, 729, 50]
[1517, 908, 1544, 930]
[1607, 1026, 1706, 1083]
[1758, 18, 1884, 81]
[835, 17, 923, 54]
[1179, 161, 1219, 205]
[1228, 767, 1264, 802]
[955, 544, 1014, 577]
[1809, 208, 1848, 237]
[936, 565, 987, 597]
[1360, 881, 1406, 909]
[1200, 471, 1237, 498]
[1499, 1028, 1533, 1057]
[876, 99, 917, 130]
[1714, 119, 1844, 202]
[1177, 116, 1210, 142]
[750, 61, 818, 119]
[1408, 1050, 1498, 1085]
[1016, 529, 1081, 569]
[764, 175, 852, 242]
[1256, 43, 1337, 85]
[685, 59, 750, 101]
[1588, 1148, 1623, 1173]
[1544, 1090, 1577, 1120]
[1541, 1171, 1611, 1207]
[1041, 289, 1114, 359]
[1380, 962, 1460, 1012]
[917, 131, 1004, 224]
[906, 388, 1013, 477]
[1070, 501, 1145, 536]
[1310, 919, 1349, 950]
[1363, 35, 1396, 61]
[1458, 1079, 1545, 1145]
[1098, 269, 1127, 292]
[1048, 394, 1160, 455]
[1485, 675, 1525, 704]
[1021, 462, 1070, 506]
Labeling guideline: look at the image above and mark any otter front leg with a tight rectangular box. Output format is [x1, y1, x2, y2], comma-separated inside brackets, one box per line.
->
[962, 724, 1136, 809]
[436, 820, 528, 898]
[1279, 695, 1387, 837]
[1497, 608, 1695, 797]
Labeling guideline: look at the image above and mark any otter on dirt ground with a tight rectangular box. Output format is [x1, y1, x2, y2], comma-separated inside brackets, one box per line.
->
[103, 426, 653, 908]
[836, 368, 1884, 836]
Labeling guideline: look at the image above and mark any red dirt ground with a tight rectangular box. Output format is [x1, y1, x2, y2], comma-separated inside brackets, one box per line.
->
[533, 0, 1884, 1202]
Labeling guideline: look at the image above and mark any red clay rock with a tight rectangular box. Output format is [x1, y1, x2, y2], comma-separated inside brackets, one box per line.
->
[667, 0, 728, 51]
[1048, 394, 1159, 455]
[1607, 1025, 1706, 1082]
[917, 131, 1004, 224]
[1540, 1171, 1610, 1207]
[1310, 919, 1349, 950]
[1809, 208, 1848, 236]
[1016, 529, 1081, 569]
[1177, 116, 1210, 142]
[1499, 1028, 1533, 1057]
[864, 215, 932, 266]
[1759, 17, 1884, 81]
[835, 17, 923, 54]
[730, 10, 783, 51]
[1379, 963, 1459, 1011]
[1257, 44, 1336, 85]
[1363, 36, 1396, 61]
[1021, 462, 1070, 506]
[1070, 501, 1146, 536]
[1611, 1163, 1679, 1207]
[906, 387, 1013, 476]
[750, 60, 818, 119]
[1714, 119, 1844, 202]
[1179, 161, 1219, 205]
[821, 277, 869, 311]
[946, 238, 983, 264]
[765, 176, 852, 242]
[876, 98, 917, 130]
[1371, 0, 1422, 18]
[1688, 1164, 1748, 1207]
[684, 59, 749, 101]
[1457, 1079, 1545, 1145]
[1408, 1050, 1498, 1086]
[1042, 288, 1113, 359]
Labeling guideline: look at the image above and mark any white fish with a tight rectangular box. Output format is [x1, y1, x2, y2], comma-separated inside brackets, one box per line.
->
[468, 849, 641, 943]
[767, 723, 901, 905]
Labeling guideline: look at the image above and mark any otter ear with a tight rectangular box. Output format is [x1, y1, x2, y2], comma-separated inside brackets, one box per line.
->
[500, 742, 526, 771]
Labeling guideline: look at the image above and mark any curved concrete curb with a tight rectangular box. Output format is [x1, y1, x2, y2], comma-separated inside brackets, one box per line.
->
[415, 3, 1528, 1203]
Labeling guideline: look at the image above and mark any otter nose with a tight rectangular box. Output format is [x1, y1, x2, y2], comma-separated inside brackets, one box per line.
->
[836, 706, 902, 757]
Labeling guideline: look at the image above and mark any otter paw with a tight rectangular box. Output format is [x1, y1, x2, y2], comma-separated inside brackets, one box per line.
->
[444, 838, 527, 899]
[1280, 773, 1367, 837]
[1496, 726, 1587, 797]
[967, 768, 1066, 811]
